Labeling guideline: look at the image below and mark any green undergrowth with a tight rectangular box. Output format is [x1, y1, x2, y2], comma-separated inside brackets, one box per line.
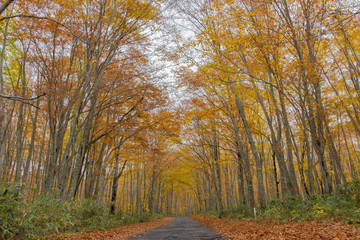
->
[0, 181, 164, 240]
[203, 205, 252, 220]
[204, 180, 360, 226]
[262, 180, 360, 224]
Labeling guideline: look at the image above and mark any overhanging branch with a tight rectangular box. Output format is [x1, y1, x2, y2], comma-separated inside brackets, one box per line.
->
[0, 15, 87, 43]
[0, 93, 45, 108]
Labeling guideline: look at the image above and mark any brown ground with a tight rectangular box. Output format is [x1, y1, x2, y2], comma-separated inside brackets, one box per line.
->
[191, 216, 360, 240]
[40, 217, 174, 240]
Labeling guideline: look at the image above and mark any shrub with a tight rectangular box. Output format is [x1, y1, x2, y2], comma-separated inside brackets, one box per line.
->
[0, 181, 25, 239]
[69, 199, 108, 230]
[199, 205, 252, 220]
[262, 180, 360, 224]
[0, 181, 165, 239]
[335, 179, 360, 208]
[219, 205, 252, 219]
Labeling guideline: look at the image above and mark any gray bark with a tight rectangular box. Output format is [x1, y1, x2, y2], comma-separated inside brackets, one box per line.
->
[22, 98, 39, 183]
[231, 84, 266, 208]
[0, 0, 15, 15]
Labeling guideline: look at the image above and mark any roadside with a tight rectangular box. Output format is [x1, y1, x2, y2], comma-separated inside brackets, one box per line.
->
[40, 217, 174, 240]
[191, 216, 360, 240]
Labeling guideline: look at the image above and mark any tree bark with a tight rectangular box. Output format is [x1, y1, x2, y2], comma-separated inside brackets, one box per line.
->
[0, 0, 15, 15]
[110, 149, 127, 214]
[231, 84, 266, 208]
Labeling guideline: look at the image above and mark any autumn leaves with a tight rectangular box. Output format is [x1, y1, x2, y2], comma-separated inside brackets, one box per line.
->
[0, 0, 180, 214]
[0, 0, 359, 217]
[174, 0, 360, 212]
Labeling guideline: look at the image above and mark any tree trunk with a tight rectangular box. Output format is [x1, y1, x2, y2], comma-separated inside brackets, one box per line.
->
[231, 84, 266, 208]
[22, 98, 40, 183]
[0, 20, 9, 177]
[216, 92, 254, 207]
[110, 149, 127, 214]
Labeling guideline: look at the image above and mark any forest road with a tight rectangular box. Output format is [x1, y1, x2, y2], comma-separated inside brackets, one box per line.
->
[131, 217, 226, 240]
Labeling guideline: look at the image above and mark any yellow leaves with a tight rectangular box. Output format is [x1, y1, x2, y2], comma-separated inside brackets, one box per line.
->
[123, 0, 157, 18]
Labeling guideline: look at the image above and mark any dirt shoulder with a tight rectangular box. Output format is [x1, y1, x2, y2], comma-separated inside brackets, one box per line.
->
[41, 217, 174, 240]
[191, 216, 360, 240]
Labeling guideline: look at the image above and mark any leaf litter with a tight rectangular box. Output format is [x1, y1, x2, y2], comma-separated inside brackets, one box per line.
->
[39, 217, 174, 240]
[191, 216, 360, 240]
[37, 216, 360, 240]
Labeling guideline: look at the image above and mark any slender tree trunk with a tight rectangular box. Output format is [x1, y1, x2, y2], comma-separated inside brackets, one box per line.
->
[14, 63, 27, 182]
[231, 84, 266, 208]
[278, 89, 300, 194]
[58, 104, 81, 199]
[135, 165, 141, 214]
[22, 98, 39, 183]
[110, 149, 127, 214]
[0, 20, 9, 177]
[217, 91, 254, 207]
[272, 151, 280, 199]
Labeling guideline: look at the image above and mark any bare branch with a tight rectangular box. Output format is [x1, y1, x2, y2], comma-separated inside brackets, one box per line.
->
[0, 93, 45, 108]
[0, 92, 45, 101]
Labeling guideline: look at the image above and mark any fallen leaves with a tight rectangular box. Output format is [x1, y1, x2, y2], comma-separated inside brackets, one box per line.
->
[36, 216, 360, 239]
[41, 217, 174, 240]
[191, 216, 360, 240]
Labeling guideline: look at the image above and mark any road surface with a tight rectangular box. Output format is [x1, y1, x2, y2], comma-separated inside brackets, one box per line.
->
[132, 217, 226, 240]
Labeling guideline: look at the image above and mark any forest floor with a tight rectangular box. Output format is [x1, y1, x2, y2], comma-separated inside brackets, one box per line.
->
[42, 217, 174, 240]
[39, 216, 360, 240]
[191, 215, 360, 240]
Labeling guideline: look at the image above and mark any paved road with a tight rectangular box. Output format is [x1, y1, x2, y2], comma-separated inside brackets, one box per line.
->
[132, 217, 226, 240]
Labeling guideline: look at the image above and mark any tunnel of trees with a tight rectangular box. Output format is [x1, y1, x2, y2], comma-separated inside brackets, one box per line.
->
[0, 0, 359, 217]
